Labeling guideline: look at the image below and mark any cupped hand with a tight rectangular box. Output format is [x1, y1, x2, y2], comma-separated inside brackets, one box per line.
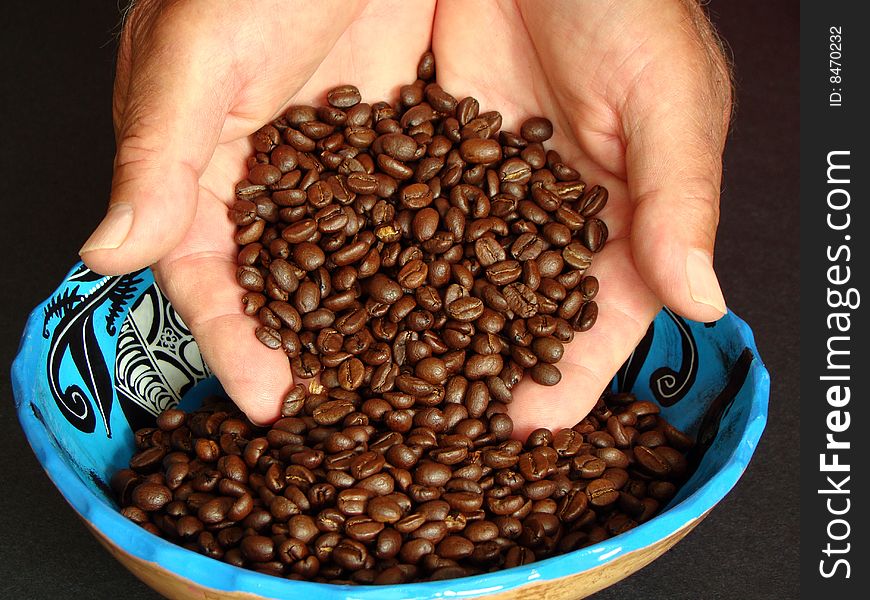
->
[80, 0, 437, 424]
[81, 0, 731, 435]
[432, 0, 732, 437]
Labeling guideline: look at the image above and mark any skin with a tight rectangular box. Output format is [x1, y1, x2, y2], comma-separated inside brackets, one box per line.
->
[81, 0, 732, 439]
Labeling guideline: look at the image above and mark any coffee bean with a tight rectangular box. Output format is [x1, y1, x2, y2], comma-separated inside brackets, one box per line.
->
[572, 301, 598, 332]
[413, 461, 452, 488]
[520, 117, 553, 143]
[512, 232, 545, 261]
[437, 535, 475, 560]
[586, 478, 619, 507]
[396, 259, 428, 290]
[634, 446, 673, 477]
[447, 296, 484, 322]
[198, 496, 234, 524]
[327, 85, 362, 109]
[412, 207, 439, 241]
[241, 535, 275, 562]
[132, 482, 172, 512]
[401, 182, 433, 209]
[465, 354, 504, 380]
[530, 362, 561, 386]
[503, 282, 538, 318]
[579, 185, 608, 217]
[460, 139, 502, 164]
[312, 399, 355, 426]
[337, 357, 365, 391]
[583, 218, 608, 252]
[361, 496, 401, 524]
[399, 538, 434, 564]
[292, 242, 326, 271]
[562, 242, 593, 271]
[129, 445, 166, 471]
[531, 336, 564, 364]
[415, 357, 448, 385]
[249, 163, 282, 186]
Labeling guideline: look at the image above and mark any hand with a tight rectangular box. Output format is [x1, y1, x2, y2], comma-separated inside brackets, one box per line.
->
[432, 0, 732, 437]
[80, 0, 437, 423]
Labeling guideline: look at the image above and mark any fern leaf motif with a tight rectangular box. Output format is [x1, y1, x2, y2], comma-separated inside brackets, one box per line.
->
[43, 286, 84, 338]
[105, 272, 144, 335]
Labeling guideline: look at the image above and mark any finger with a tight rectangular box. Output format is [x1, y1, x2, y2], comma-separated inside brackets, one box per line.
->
[623, 12, 732, 322]
[508, 239, 660, 440]
[155, 182, 291, 425]
[81, 5, 237, 275]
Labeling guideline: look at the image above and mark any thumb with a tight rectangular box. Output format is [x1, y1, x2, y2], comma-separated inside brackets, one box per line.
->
[624, 55, 731, 322]
[80, 7, 231, 275]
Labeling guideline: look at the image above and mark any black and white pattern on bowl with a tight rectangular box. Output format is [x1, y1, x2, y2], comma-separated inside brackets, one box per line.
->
[115, 283, 210, 432]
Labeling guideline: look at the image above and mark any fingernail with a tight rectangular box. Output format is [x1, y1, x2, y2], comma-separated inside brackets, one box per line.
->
[79, 203, 134, 254]
[686, 249, 726, 316]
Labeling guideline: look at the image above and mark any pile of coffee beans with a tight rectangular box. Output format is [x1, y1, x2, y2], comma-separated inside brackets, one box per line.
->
[233, 51, 606, 390]
[113, 51, 694, 584]
[115, 393, 692, 584]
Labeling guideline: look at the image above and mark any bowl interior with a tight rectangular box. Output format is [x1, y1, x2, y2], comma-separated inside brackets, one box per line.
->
[13, 263, 769, 598]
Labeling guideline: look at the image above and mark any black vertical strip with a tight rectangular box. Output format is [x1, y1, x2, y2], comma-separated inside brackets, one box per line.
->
[616, 321, 654, 393]
[801, 2, 867, 596]
[685, 347, 754, 476]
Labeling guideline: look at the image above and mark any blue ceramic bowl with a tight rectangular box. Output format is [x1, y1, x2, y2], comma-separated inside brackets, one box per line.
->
[13, 263, 768, 599]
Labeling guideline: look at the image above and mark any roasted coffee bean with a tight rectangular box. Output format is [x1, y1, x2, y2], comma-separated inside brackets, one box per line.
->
[241, 535, 275, 562]
[512, 233, 545, 261]
[447, 297, 484, 322]
[132, 482, 172, 512]
[503, 282, 538, 318]
[459, 138, 502, 164]
[337, 357, 365, 391]
[573, 301, 598, 332]
[634, 446, 674, 477]
[579, 185, 608, 217]
[520, 117, 554, 143]
[572, 454, 607, 479]
[413, 461, 452, 488]
[292, 243, 326, 271]
[583, 218, 608, 252]
[562, 242, 593, 271]
[465, 354, 504, 380]
[531, 336, 564, 364]
[327, 85, 362, 109]
[586, 478, 619, 507]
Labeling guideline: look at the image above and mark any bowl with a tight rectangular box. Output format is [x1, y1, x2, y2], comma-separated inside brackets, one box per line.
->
[13, 262, 768, 599]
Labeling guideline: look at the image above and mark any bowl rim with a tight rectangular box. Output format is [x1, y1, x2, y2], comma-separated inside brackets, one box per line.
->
[12, 267, 770, 599]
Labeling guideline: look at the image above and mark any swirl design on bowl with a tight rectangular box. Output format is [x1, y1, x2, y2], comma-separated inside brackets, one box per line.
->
[43, 265, 143, 437]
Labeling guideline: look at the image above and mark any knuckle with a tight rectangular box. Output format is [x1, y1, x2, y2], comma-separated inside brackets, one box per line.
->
[679, 174, 721, 236]
[115, 130, 164, 169]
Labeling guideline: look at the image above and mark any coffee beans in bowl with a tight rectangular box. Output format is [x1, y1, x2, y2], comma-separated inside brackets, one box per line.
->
[115, 390, 692, 584]
[19, 262, 767, 599]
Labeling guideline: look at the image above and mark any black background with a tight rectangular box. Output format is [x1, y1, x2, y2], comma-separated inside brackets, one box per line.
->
[0, 2, 799, 598]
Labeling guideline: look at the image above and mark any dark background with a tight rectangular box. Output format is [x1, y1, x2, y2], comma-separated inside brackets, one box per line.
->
[0, 2, 799, 598]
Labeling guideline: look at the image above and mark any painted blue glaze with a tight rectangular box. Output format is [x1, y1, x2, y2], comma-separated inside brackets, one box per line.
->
[13, 263, 769, 599]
